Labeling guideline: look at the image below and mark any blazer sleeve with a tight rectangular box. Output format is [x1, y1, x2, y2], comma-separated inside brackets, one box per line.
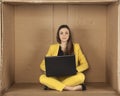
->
[40, 45, 53, 71]
[76, 44, 89, 72]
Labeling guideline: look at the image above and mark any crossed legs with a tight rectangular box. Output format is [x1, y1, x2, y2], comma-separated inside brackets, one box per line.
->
[39, 72, 85, 91]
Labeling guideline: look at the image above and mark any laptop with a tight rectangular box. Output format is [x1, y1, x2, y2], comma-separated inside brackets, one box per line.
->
[45, 55, 77, 77]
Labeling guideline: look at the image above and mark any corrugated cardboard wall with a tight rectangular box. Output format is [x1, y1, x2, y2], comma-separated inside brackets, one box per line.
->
[118, 1, 120, 93]
[2, 4, 15, 90]
[0, 2, 2, 91]
[107, 3, 118, 91]
[14, 4, 106, 83]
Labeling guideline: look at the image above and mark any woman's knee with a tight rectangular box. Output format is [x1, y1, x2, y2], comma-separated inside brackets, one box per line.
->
[39, 74, 46, 84]
[77, 73, 85, 83]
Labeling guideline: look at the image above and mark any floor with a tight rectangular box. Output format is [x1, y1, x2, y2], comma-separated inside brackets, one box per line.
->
[2, 83, 120, 96]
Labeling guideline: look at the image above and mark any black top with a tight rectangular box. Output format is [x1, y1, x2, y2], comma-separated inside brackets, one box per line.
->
[58, 46, 70, 56]
[58, 46, 74, 56]
[58, 46, 65, 56]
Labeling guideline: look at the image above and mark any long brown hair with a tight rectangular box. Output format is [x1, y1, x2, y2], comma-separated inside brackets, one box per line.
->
[56, 25, 74, 55]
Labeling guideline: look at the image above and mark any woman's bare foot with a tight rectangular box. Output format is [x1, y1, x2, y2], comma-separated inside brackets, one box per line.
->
[64, 85, 82, 91]
[73, 85, 82, 91]
[64, 86, 75, 91]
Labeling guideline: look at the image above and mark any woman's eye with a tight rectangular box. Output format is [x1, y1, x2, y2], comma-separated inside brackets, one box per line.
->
[65, 32, 69, 35]
[60, 32, 63, 35]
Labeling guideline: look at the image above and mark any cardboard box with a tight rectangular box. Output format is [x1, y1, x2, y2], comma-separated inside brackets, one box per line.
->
[0, 0, 120, 95]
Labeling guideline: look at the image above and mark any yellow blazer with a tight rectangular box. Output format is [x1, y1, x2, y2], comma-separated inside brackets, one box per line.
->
[40, 43, 89, 72]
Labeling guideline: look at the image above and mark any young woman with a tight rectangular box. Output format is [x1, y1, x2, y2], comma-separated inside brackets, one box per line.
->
[39, 25, 89, 92]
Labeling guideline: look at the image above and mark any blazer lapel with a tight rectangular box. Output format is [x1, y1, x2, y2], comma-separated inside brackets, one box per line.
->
[54, 44, 59, 56]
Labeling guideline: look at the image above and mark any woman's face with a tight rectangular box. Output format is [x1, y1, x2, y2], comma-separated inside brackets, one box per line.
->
[59, 28, 70, 43]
